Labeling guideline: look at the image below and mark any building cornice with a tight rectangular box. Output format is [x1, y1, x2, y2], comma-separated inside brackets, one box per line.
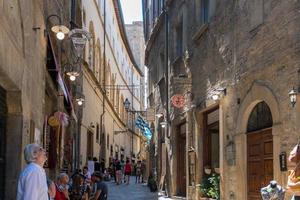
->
[112, 0, 144, 77]
[144, 13, 164, 66]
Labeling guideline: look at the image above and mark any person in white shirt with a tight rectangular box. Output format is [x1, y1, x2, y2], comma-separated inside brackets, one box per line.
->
[17, 143, 48, 200]
[83, 166, 91, 184]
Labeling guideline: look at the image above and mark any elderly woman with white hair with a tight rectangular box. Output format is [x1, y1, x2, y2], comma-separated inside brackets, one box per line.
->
[17, 143, 48, 200]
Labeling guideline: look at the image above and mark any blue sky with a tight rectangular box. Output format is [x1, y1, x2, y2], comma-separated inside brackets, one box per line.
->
[120, 0, 143, 24]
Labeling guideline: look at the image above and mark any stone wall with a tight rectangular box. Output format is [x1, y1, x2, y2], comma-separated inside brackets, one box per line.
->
[0, 1, 46, 199]
[145, 0, 300, 199]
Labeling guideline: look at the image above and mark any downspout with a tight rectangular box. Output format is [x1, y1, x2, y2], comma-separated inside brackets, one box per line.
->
[100, 0, 106, 161]
[131, 66, 134, 160]
[70, 0, 76, 29]
[164, 0, 171, 196]
[70, 0, 80, 170]
[165, 1, 169, 140]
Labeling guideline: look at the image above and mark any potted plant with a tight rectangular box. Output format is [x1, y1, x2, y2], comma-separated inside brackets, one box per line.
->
[199, 173, 220, 200]
[148, 173, 158, 192]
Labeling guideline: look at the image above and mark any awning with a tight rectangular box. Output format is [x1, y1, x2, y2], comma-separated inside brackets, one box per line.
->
[48, 35, 77, 122]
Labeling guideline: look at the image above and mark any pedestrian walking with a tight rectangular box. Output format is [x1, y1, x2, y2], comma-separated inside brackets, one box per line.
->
[135, 161, 142, 183]
[124, 160, 132, 185]
[115, 159, 122, 185]
[83, 166, 92, 185]
[90, 172, 108, 200]
[54, 173, 70, 200]
[17, 143, 48, 200]
[87, 157, 94, 175]
[93, 157, 101, 172]
[100, 159, 105, 174]
[120, 158, 125, 183]
[141, 160, 146, 183]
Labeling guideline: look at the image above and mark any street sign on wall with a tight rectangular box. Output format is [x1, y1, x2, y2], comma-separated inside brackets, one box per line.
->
[146, 108, 155, 122]
[171, 94, 185, 108]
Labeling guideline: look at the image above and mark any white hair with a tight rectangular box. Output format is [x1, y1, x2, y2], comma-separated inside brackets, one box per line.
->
[24, 143, 40, 164]
[57, 173, 68, 180]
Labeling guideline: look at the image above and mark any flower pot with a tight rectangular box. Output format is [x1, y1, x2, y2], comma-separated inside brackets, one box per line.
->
[204, 168, 211, 175]
[214, 168, 220, 174]
[200, 197, 216, 200]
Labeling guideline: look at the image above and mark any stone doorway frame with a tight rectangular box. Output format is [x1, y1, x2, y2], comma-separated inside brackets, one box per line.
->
[0, 75, 23, 199]
[235, 82, 281, 200]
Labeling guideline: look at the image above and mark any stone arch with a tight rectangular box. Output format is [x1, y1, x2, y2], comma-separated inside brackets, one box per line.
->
[236, 81, 280, 133]
[235, 81, 281, 200]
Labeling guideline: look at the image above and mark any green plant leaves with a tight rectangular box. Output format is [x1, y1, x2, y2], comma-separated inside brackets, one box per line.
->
[199, 173, 220, 199]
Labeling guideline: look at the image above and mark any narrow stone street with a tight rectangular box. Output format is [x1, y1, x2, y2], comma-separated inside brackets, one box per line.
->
[107, 177, 158, 200]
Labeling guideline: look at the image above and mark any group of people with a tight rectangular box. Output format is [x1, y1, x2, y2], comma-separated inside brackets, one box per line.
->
[109, 158, 146, 185]
[16, 143, 108, 200]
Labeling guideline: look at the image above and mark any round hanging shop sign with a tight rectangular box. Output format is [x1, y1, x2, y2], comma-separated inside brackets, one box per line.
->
[171, 94, 185, 108]
[48, 116, 60, 127]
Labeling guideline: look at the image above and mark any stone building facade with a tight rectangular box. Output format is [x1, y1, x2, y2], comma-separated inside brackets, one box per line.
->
[126, 21, 146, 109]
[80, 0, 146, 169]
[0, 0, 82, 199]
[143, 0, 300, 199]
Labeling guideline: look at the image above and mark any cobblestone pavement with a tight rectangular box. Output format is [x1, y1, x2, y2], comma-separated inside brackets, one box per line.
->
[107, 177, 158, 200]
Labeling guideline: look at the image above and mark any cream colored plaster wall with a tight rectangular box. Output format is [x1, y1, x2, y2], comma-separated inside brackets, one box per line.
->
[81, 0, 144, 167]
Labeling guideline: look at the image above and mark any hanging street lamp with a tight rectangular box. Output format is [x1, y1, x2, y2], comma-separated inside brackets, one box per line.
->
[46, 14, 70, 40]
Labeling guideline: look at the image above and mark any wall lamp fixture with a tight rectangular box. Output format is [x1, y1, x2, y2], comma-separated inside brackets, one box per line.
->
[211, 88, 227, 101]
[289, 87, 297, 107]
[46, 14, 69, 40]
[160, 121, 167, 128]
[123, 98, 146, 114]
[64, 63, 80, 81]
[155, 113, 163, 118]
[76, 97, 85, 106]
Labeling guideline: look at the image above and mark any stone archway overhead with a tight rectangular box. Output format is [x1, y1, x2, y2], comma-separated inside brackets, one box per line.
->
[236, 81, 280, 135]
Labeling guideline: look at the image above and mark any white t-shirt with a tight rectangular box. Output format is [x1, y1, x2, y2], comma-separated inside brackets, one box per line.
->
[88, 160, 94, 174]
[17, 162, 48, 200]
[84, 171, 91, 179]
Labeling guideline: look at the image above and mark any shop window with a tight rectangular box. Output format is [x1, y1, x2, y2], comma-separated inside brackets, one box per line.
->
[247, 101, 273, 132]
[203, 107, 220, 169]
[87, 131, 94, 159]
[46, 38, 58, 89]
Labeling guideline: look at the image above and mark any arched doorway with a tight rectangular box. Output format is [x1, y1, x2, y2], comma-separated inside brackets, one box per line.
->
[247, 101, 273, 200]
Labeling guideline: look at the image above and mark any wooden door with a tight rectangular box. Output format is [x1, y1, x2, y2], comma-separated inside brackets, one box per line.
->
[87, 131, 94, 159]
[247, 128, 273, 200]
[177, 123, 186, 197]
[0, 86, 6, 200]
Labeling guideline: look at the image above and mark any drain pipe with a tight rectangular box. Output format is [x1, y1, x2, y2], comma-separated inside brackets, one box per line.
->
[100, 0, 106, 162]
